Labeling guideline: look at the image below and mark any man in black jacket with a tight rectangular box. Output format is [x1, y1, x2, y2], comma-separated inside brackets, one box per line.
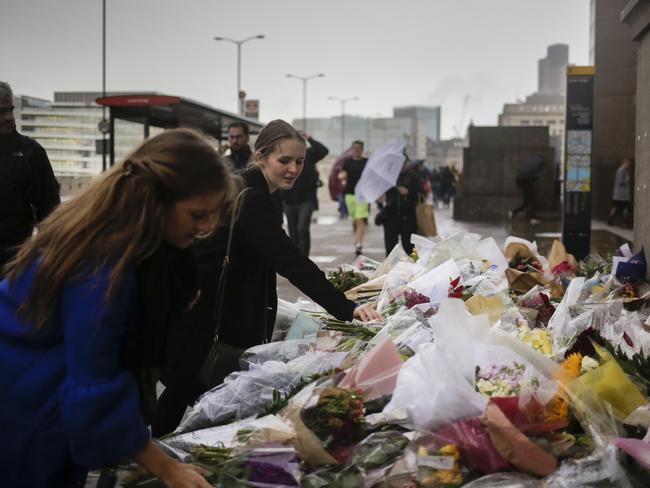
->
[0, 81, 60, 273]
[282, 133, 328, 255]
[378, 161, 424, 256]
[224, 122, 253, 172]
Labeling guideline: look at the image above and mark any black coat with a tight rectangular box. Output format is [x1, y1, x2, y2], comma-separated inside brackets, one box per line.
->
[0, 131, 60, 269]
[212, 166, 355, 347]
[282, 137, 329, 205]
[226, 145, 253, 173]
[156, 166, 356, 432]
[384, 168, 424, 220]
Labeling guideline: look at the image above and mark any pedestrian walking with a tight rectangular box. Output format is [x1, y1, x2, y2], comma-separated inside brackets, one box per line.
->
[440, 165, 456, 208]
[430, 167, 442, 208]
[282, 133, 329, 255]
[153, 121, 381, 436]
[377, 161, 424, 255]
[608, 158, 633, 227]
[328, 147, 353, 219]
[0, 129, 234, 488]
[340, 140, 369, 255]
[509, 156, 545, 225]
[0, 81, 60, 274]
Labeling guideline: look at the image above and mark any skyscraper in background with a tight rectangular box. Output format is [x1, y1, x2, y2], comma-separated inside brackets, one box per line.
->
[393, 105, 441, 143]
[538, 44, 569, 96]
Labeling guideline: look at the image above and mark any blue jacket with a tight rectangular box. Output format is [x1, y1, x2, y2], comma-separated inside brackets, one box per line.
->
[0, 262, 150, 487]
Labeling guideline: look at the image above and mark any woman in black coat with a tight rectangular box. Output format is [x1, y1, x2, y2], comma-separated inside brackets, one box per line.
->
[153, 120, 380, 436]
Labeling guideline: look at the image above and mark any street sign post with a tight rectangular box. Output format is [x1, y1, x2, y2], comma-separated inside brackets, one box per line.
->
[562, 66, 595, 260]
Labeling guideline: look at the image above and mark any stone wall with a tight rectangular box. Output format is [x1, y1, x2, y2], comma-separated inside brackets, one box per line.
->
[591, 0, 637, 221]
[454, 126, 557, 222]
[622, 1, 650, 272]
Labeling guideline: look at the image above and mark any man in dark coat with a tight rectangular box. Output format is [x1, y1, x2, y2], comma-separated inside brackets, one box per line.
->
[378, 162, 425, 255]
[282, 133, 329, 255]
[224, 122, 253, 172]
[510, 155, 545, 225]
[0, 81, 60, 273]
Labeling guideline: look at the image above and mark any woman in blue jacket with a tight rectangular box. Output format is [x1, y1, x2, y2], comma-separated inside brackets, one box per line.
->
[0, 129, 234, 488]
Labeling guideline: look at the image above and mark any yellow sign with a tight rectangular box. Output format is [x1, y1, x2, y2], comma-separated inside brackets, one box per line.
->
[567, 66, 595, 76]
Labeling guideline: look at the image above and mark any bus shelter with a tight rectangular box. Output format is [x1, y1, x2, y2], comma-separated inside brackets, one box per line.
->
[96, 93, 264, 167]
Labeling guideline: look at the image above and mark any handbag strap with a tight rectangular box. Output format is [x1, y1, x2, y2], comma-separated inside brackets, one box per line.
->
[211, 187, 250, 343]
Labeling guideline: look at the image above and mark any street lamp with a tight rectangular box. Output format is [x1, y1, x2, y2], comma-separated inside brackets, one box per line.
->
[328, 96, 359, 154]
[286, 73, 325, 131]
[213, 34, 265, 115]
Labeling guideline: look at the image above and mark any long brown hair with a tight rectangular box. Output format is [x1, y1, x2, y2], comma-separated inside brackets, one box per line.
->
[6, 128, 236, 329]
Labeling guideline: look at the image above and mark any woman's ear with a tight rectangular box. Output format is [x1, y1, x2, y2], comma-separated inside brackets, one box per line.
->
[254, 151, 265, 167]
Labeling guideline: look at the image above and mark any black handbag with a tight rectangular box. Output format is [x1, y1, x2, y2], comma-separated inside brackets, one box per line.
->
[199, 189, 249, 389]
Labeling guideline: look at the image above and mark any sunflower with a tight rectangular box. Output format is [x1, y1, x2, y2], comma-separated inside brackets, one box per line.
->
[559, 352, 583, 382]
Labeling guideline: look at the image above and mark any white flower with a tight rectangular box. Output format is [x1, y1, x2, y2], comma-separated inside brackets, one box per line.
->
[580, 356, 599, 373]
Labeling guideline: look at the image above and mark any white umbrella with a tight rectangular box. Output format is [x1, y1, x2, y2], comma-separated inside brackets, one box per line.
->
[354, 140, 406, 203]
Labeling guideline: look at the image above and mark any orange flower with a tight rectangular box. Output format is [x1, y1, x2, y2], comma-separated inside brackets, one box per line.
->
[558, 353, 583, 383]
[543, 395, 569, 422]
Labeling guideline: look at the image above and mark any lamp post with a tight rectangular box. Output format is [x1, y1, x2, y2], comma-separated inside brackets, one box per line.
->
[100, 0, 107, 171]
[213, 34, 265, 115]
[328, 96, 359, 153]
[286, 73, 325, 131]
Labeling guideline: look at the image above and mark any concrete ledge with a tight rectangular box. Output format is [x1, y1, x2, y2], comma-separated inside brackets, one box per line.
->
[622, 0, 650, 40]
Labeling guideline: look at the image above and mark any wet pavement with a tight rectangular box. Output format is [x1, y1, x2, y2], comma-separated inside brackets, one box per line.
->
[278, 197, 633, 302]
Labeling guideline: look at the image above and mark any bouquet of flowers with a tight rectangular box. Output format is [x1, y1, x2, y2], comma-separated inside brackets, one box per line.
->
[475, 362, 534, 398]
[327, 267, 369, 293]
[382, 287, 433, 317]
[300, 387, 367, 463]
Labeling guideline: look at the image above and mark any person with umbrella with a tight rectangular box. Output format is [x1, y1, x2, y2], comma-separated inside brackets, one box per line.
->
[377, 159, 425, 255]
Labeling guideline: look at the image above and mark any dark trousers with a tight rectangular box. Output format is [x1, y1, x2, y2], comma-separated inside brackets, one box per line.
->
[383, 215, 416, 256]
[512, 179, 537, 219]
[285, 200, 316, 256]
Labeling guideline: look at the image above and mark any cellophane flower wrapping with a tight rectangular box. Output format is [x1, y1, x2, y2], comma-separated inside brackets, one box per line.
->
[177, 351, 347, 433]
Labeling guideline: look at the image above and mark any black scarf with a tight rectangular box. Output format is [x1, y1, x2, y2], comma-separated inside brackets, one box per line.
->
[126, 243, 199, 422]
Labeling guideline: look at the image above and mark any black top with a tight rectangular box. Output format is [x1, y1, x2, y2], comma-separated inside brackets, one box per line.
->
[342, 157, 368, 195]
[226, 145, 253, 173]
[0, 131, 60, 269]
[282, 137, 329, 205]
[192, 166, 356, 350]
[384, 167, 425, 218]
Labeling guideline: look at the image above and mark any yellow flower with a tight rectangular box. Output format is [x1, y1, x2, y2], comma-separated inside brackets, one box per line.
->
[543, 395, 569, 422]
[439, 444, 461, 461]
[521, 328, 553, 357]
[558, 352, 583, 383]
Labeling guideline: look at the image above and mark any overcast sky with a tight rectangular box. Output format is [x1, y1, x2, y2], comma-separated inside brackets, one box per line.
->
[1, 0, 590, 139]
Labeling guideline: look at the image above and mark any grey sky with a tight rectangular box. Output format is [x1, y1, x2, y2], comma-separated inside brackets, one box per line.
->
[1, 0, 590, 139]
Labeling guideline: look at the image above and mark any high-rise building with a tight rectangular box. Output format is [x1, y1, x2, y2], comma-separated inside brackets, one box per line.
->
[392, 105, 441, 142]
[498, 44, 569, 175]
[538, 44, 569, 96]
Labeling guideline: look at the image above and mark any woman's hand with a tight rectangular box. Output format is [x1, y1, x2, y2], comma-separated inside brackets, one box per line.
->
[353, 303, 382, 322]
[160, 461, 211, 488]
[133, 441, 211, 488]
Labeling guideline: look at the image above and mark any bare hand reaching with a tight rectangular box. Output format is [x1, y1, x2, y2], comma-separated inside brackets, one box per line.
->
[160, 461, 211, 488]
[353, 303, 382, 322]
